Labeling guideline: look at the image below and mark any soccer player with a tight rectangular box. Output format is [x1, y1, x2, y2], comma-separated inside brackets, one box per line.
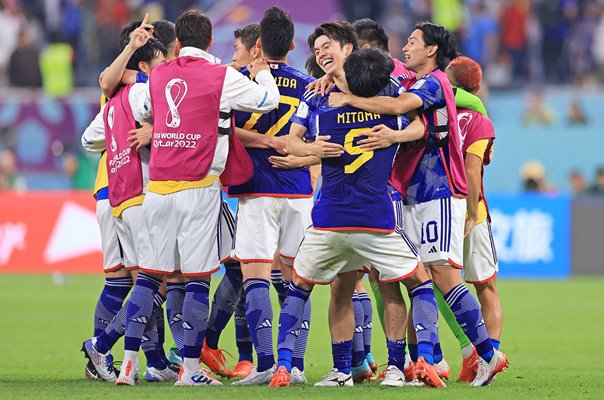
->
[231, 23, 260, 70]
[269, 23, 443, 389]
[446, 56, 503, 382]
[226, 7, 317, 386]
[117, 10, 279, 387]
[329, 22, 509, 387]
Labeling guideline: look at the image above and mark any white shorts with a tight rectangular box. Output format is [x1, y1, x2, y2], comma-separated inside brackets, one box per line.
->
[114, 205, 146, 270]
[218, 199, 237, 263]
[140, 184, 222, 277]
[463, 220, 498, 284]
[403, 197, 465, 268]
[294, 227, 420, 285]
[96, 199, 123, 272]
[234, 196, 313, 263]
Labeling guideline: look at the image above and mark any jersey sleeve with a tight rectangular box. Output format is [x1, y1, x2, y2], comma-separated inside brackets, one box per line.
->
[289, 91, 317, 130]
[466, 139, 489, 160]
[408, 75, 446, 112]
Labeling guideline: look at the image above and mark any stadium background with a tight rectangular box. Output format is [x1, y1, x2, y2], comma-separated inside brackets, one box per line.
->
[0, 0, 602, 398]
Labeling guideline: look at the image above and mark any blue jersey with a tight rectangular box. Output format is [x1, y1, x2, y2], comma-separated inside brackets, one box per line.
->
[404, 73, 453, 204]
[228, 63, 315, 197]
[306, 83, 408, 232]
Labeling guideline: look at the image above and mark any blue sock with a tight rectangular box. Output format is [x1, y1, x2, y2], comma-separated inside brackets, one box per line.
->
[332, 340, 352, 374]
[96, 304, 127, 354]
[271, 269, 287, 306]
[245, 278, 274, 372]
[166, 281, 185, 353]
[408, 343, 419, 362]
[358, 291, 373, 355]
[124, 273, 162, 352]
[444, 284, 494, 363]
[206, 266, 242, 349]
[386, 338, 406, 371]
[292, 296, 311, 371]
[352, 293, 365, 366]
[491, 338, 501, 350]
[93, 277, 132, 336]
[155, 303, 166, 359]
[410, 280, 438, 365]
[276, 281, 311, 372]
[141, 293, 167, 369]
[433, 341, 443, 364]
[235, 292, 253, 362]
[182, 280, 211, 359]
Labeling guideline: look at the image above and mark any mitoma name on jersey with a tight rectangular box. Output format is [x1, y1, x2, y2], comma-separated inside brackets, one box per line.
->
[336, 111, 381, 124]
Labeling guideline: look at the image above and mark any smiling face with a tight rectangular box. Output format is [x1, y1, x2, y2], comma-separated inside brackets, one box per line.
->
[402, 29, 435, 73]
[313, 35, 352, 78]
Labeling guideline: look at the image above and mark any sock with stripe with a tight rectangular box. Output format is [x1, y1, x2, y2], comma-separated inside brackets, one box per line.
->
[444, 284, 494, 363]
[358, 291, 373, 356]
[166, 281, 186, 353]
[332, 340, 353, 374]
[386, 338, 406, 371]
[182, 280, 211, 367]
[276, 281, 311, 372]
[235, 291, 253, 362]
[410, 280, 439, 365]
[291, 280, 311, 372]
[369, 280, 385, 330]
[271, 269, 287, 306]
[124, 273, 163, 352]
[491, 338, 501, 350]
[352, 292, 365, 366]
[140, 293, 167, 369]
[434, 286, 472, 350]
[154, 302, 166, 359]
[93, 277, 133, 336]
[245, 278, 275, 372]
[205, 264, 243, 349]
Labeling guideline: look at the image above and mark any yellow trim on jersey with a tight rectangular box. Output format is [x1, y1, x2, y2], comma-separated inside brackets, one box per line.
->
[147, 174, 220, 195]
[112, 194, 145, 217]
[242, 95, 300, 136]
[476, 200, 488, 225]
[466, 139, 489, 160]
[94, 152, 109, 195]
[100, 95, 107, 108]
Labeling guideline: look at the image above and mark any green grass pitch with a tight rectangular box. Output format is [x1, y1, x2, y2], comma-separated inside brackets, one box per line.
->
[0, 275, 602, 399]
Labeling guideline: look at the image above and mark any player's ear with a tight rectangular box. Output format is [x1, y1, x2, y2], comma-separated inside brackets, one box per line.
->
[208, 35, 214, 50]
[251, 45, 261, 59]
[427, 44, 438, 58]
[138, 61, 149, 75]
[175, 38, 182, 55]
[256, 38, 262, 51]
[289, 41, 295, 51]
[361, 43, 371, 49]
[343, 42, 353, 57]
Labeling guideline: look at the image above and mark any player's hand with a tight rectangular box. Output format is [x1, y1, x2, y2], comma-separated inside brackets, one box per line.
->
[268, 152, 305, 169]
[306, 75, 335, 96]
[270, 135, 288, 155]
[127, 13, 154, 51]
[310, 135, 344, 158]
[128, 122, 153, 150]
[329, 92, 351, 108]
[247, 59, 270, 77]
[464, 217, 476, 238]
[358, 124, 399, 151]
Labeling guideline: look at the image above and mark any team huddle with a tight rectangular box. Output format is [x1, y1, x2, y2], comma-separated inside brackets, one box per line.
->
[80, 6, 508, 389]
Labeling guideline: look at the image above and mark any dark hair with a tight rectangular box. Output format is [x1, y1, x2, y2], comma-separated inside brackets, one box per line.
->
[153, 19, 176, 50]
[175, 10, 212, 50]
[416, 21, 459, 70]
[308, 21, 358, 52]
[305, 54, 325, 79]
[352, 18, 389, 52]
[125, 37, 166, 72]
[233, 23, 260, 51]
[344, 48, 393, 98]
[260, 7, 294, 59]
[119, 20, 143, 50]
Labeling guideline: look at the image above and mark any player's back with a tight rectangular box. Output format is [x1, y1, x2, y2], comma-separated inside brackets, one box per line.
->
[309, 105, 408, 232]
[229, 63, 315, 197]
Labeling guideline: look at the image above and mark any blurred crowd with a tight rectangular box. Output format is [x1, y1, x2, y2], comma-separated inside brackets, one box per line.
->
[2, 0, 604, 91]
[520, 160, 604, 195]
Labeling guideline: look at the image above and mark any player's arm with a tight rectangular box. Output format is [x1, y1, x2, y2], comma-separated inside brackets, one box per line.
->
[268, 152, 320, 169]
[224, 60, 279, 113]
[287, 123, 344, 158]
[358, 112, 425, 151]
[235, 127, 287, 155]
[464, 139, 489, 237]
[81, 107, 106, 153]
[329, 91, 423, 116]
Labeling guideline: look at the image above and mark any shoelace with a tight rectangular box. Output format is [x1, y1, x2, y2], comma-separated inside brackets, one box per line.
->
[106, 354, 116, 374]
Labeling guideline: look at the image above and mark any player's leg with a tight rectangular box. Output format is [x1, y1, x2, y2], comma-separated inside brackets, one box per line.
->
[356, 278, 375, 372]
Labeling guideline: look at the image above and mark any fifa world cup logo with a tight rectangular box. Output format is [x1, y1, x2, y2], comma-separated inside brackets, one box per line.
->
[165, 78, 188, 128]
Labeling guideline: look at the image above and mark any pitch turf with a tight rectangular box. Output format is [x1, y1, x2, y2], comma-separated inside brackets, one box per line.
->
[0, 275, 602, 399]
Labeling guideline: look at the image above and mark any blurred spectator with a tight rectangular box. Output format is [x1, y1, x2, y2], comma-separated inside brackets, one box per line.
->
[588, 166, 604, 194]
[523, 88, 555, 126]
[63, 147, 96, 190]
[568, 1, 599, 83]
[567, 99, 588, 125]
[39, 32, 74, 97]
[537, 0, 577, 83]
[568, 169, 587, 195]
[0, 0, 26, 86]
[500, 0, 530, 81]
[8, 27, 42, 88]
[462, 1, 498, 68]
[432, 0, 463, 35]
[339, 0, 386, 23]
[521, 160, 553, 193]
[0, 148, 26, 190]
